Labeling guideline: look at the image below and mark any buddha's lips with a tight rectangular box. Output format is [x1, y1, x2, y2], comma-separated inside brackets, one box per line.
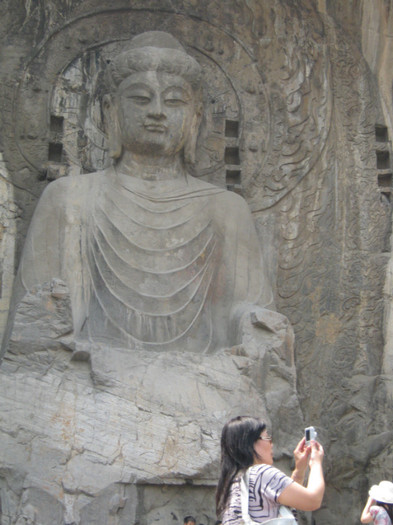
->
[144, 123, 166, 132]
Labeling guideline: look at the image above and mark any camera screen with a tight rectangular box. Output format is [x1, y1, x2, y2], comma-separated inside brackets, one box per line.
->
[305, 429, 310, 441]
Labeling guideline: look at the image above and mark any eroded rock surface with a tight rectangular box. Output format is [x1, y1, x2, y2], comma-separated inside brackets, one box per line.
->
[1, 2, 393, 523]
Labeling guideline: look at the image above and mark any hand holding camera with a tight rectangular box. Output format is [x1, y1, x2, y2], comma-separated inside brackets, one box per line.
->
[291, 427, 323, 484]
[305, 427, 324, 468]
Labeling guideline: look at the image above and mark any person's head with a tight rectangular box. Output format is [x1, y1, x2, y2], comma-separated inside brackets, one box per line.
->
[370, 481, 393, 520]
[103, 31, 203, 164]
[183, 516, 196, 525]
[220, 415, 272, 468]
[216, 416, 272, 517]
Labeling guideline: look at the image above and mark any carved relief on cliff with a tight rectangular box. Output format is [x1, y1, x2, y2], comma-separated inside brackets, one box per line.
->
[0, 2, 392, 524]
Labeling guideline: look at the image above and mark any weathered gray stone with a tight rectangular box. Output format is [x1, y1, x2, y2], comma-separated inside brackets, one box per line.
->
[0, 281, 299, 522]
[0, 27, 302, 523]
[1, 1, 393, 523]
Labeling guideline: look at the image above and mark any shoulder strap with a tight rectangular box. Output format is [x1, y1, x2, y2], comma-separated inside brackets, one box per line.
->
[240, 470, 250, 518]
[278, 506, 296, 518]
[240, 470, 260, 525]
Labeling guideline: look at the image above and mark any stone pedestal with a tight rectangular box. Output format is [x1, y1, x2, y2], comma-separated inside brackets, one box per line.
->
[0, 281, 301, 522]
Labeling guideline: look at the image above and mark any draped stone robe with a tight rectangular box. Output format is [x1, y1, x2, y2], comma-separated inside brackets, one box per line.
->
[8, 168, 273, 353]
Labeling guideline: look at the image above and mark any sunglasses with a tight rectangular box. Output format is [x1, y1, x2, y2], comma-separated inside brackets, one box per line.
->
[258, 435, 272, 443]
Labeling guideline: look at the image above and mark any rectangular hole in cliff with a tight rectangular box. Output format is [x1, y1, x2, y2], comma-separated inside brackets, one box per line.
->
[378, 172, 392, 188]
[226, 169, 242, 194]
[375, 124, 388, 143]
[376, 150, 390, 170]
[50, 115, 64, 134]
[225, 120, 239, 138]
[48, 142, 63, 162]
[224, 147, 240, 165]
[380, 191, 391, 205]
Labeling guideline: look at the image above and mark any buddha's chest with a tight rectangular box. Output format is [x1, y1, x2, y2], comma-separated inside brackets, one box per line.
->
[85, 184, 222, 295]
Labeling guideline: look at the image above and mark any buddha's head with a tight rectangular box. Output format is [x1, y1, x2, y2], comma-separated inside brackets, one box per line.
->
[103, 31, 203, 164]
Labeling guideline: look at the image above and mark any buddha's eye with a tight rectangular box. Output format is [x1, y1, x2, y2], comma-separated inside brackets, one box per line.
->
[130, 96, 151, 105]
[164, 98, 186, 107]
[122, 89, 152, 104]
[164, 88, 190, 106]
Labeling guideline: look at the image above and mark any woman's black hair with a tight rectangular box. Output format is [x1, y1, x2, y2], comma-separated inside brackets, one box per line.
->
[376, 501, 393, 521]
[215, 415, 267, 518]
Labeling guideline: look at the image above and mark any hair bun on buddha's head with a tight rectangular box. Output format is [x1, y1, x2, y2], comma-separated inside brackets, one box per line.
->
[128, 31, 187, 52]
[105, 31, 202, 93]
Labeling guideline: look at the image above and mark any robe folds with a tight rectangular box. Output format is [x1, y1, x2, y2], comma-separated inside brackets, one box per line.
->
[12, 169, 273, 353]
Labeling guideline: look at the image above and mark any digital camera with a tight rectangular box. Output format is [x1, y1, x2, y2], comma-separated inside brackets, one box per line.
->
[305, 426, 317, 445]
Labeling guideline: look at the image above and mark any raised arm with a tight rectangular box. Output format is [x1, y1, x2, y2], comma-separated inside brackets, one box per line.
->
[360, 496, 375, 523]
[291, 437, 310, 485]
[278, 440, 325, 512]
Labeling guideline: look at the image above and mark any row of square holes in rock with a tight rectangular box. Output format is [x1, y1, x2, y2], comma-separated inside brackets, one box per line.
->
[376, 125, 392, 203]
[47, 119, 393, 195]
[47, 115, 243, 191]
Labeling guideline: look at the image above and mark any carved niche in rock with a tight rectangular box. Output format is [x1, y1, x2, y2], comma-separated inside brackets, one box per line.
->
[0, 31, 302, 523]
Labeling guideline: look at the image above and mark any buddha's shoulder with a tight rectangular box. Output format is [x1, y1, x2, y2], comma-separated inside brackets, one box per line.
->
[40, 171, 108, 201]
[214, 188, 248, 206]
[209, 186, 251, 214]
[189, 176, 249, 207]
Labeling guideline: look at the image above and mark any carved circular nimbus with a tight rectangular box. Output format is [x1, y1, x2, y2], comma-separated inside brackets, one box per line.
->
[12, 8, 331, 210]
[48, 33, 270, 195]
[49, 39, 269, 193]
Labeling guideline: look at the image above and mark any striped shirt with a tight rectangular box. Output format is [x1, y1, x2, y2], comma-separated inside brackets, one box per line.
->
[221, 464, 293, 524]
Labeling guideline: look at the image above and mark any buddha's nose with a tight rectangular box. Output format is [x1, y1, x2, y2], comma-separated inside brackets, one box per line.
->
[147, 97, 165, 119]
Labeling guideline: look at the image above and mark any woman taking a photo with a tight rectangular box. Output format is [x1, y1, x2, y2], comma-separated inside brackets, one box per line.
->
[216, 416, 325, 524]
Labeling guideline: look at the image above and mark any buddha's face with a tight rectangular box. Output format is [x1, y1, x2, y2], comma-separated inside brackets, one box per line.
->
[114, 70, 197, 158]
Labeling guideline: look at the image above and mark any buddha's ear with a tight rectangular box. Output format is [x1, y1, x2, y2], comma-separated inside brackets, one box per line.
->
[103, 94, 122, 160]
[184, 105, 202, 165]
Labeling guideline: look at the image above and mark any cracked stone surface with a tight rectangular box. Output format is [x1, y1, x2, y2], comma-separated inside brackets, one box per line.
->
[1, 2, 393, 524]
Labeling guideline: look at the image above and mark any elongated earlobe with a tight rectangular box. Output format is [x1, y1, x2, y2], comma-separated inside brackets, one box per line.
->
[184, 110, 202, 165]
[103, 94, 123, 160]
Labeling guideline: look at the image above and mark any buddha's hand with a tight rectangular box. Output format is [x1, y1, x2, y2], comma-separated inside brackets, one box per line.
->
[229, 304, 294, 364]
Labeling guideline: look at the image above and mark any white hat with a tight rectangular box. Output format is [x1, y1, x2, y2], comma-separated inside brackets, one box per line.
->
[369, 481, 393, 504]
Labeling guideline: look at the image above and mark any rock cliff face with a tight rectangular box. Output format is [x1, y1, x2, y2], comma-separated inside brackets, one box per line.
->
[0, 1, 392, 524]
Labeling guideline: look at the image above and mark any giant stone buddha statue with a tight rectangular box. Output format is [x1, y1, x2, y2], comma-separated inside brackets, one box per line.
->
[0, 32, 301, 521]
[5, 31, 274, 355]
